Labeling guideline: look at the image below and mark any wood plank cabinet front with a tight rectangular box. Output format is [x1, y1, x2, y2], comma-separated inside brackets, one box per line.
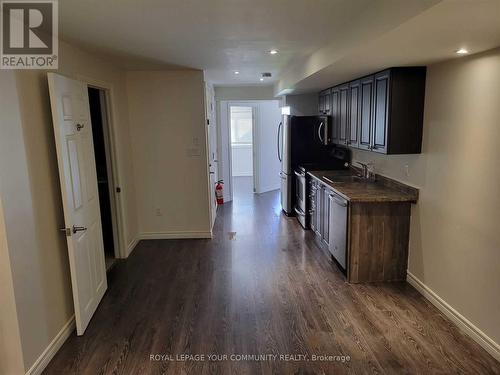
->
[309, 176, 412, 283]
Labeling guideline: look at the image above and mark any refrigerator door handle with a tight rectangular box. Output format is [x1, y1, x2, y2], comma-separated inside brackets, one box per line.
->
[318, 122, 324, 143]
[277, 121, 282, 162]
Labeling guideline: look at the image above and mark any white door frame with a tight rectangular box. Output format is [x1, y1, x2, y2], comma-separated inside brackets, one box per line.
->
[77, 75, 127, 259]
[225, 101, 259, 202]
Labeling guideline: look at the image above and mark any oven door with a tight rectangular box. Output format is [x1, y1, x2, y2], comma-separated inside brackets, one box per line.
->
[294, 170, 307, 227]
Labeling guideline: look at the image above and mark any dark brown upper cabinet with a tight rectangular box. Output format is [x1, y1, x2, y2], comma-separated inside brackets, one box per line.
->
[372, 70, 390, 153]
[338, 83, 349, 145]
[318, 88, 331, 115]
[330, 86, 340, 144]
[319, 67, 426, 154]
[358, 75, 374, 151]
[348, 80, 360, 148]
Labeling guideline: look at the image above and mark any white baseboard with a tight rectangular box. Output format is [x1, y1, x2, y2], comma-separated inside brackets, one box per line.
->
[26, 316, 75, 375]
[407, 271, 500, 362]
[139, 231, 212, 240]
[126, 237, 139, 257]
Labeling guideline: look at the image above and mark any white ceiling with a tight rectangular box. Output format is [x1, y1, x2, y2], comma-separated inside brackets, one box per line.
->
[59, 0, 500, 92]
[59, 0, 375, 83]
[281, 0, 500, 94]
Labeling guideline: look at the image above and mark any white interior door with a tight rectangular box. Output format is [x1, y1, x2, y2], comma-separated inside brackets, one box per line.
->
[48, 73, 107, 335]
[205, 83, 218, 227]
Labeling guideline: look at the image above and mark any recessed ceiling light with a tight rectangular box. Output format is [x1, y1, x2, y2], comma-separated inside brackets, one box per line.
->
[234, 71, 240, 75]
[260, 78, 264, 81]
[456, 48, 469, 55]
[269, 49, 278, 55]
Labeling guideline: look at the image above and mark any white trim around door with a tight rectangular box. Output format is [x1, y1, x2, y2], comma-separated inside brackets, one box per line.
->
[76, 75, 128, 259]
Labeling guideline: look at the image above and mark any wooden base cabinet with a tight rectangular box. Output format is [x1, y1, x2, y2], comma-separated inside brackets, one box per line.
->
[347, 202, 411, 283]
[308, 174, 413, 283]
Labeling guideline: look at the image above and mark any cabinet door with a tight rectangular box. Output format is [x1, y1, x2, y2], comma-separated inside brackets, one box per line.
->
[314, 183, 322, 237]
[310, 181, 317, 232]
[331, 87, 340, 144]
[348, 80, 360, 148]
[319, 90, 331, 115]
[318, 93, 325, 114]
[372, 70, 390, 153]
[339, 84, 349, 145]
[324, 91, 331, 115]
[359, 75, 374, 150]
[322, 187, 330, 246]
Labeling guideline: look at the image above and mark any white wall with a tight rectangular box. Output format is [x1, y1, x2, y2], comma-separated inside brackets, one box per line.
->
[0, 196, 25, 375]
[0, 72, 29, 375]
[0, 43, 213, 374]
[352, 48, 500, 358]
[127, 70, 212, 238]
[1, 69, 78, 374]
[231, 144, 253, 176]
[0, 40, 140, 373]
[284, 93, 319, 116]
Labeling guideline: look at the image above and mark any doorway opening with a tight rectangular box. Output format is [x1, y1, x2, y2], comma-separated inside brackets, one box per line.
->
[88, 87, 118, 271]
[221, 100, 282, 203]
[229, 105, 255, 203]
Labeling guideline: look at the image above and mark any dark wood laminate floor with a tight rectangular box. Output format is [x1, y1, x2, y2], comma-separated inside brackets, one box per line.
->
[44, 189, 500, 375]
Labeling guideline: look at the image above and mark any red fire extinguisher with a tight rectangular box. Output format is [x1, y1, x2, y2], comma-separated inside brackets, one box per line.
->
[215, 180, 224, 204]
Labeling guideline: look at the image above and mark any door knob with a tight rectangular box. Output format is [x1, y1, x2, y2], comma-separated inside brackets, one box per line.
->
[76, 123, 84, 131]
[72, 225, 87, 233]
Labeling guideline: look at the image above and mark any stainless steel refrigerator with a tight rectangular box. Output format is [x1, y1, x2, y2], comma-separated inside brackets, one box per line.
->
[277, 115, 330, 215]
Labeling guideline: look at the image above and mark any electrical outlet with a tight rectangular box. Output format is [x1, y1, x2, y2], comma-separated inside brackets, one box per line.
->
[404, 164, 410, 177]
[155, 208, 162, 216]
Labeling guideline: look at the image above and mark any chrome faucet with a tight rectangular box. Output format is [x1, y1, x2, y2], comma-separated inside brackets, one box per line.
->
[355, 162, 369, 179]
[350, 161, 375, 180]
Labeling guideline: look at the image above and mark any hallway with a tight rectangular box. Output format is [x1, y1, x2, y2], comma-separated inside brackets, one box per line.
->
[43, 190, 500, 374]
[231, 176, 254, 204]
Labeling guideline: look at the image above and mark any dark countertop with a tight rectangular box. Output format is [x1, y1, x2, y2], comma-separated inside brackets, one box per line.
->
[308, 170, 418, 203]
